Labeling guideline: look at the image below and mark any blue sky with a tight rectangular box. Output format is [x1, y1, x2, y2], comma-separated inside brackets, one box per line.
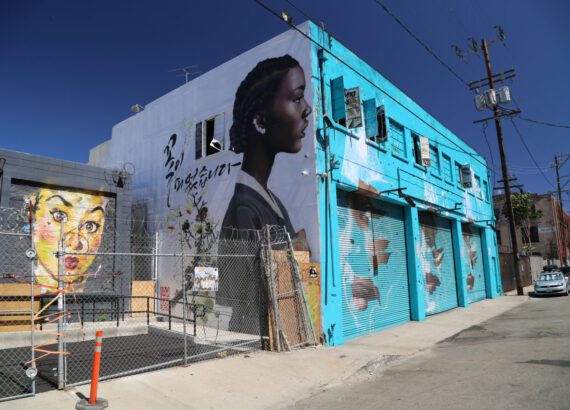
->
[1, 0, 569, 208]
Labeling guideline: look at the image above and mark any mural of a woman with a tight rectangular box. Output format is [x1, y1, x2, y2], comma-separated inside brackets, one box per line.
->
[221, 54, 312, 234]
[218, 55, 311, 338]
[30, 187, 108, 293]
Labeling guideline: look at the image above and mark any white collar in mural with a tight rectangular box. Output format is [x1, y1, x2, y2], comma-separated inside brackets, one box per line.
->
[236, 169, 284, 219]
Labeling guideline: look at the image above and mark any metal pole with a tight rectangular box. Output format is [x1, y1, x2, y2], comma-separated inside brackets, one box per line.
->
[57, 221, 65, 389]
[555, 156, 567, 266]
[154, 231, 159, 312]
[182, 250, 188, 366]
[28, 203, 36, 395]
[264, 225, 281, 351]
[482, 38, 523, 295]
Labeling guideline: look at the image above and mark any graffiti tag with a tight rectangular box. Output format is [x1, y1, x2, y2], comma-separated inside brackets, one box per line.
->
[162, 134, 241, 207]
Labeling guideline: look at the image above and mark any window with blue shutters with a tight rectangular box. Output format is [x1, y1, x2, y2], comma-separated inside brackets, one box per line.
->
[455, 162, 463, 188]
[331, 76, 346, 126]
[474, 175, 482, 198]
[363, 99, 378, 141]
[365, 103, 388, 144]
[483, 179, 490, 202]
[389, 120, 406, 159]
[412, 133, 422, 166]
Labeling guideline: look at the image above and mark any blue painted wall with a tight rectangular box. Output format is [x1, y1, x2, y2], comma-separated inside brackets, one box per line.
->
[308, 23, 500, 346]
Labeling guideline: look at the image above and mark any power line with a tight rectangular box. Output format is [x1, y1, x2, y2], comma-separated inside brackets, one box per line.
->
[371, 0, 471, 89]
[254, 0, 492, 173]
[508, 118, 556, 189]
[481, 121, 497, 186]
[517, 116, 570, 129]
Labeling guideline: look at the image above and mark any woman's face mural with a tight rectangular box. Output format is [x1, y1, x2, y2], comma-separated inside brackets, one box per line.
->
[264, 66, 311, 154]
[32, 188, 107, 291]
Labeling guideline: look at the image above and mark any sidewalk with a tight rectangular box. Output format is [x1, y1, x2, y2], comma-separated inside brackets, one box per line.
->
[4, 288, 532, 410]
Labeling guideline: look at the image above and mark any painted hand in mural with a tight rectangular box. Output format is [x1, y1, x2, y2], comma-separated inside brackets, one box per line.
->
[463, 228, 479, 291]
[425, 271, 441, 294]
[30, 188, 108, 292]
[351, 275, 380, 311]
[466, 273, 475, 291]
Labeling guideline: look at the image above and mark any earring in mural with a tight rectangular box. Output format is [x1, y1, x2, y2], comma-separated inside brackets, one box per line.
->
[252, 117, 266, 135]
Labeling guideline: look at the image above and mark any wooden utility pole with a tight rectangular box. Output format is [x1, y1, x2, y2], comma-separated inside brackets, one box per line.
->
[481, 39, 523, 295]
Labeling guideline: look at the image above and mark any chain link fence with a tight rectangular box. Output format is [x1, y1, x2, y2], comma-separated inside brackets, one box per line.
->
[0, 205, 317, 402]
[0, 207, 36, 402]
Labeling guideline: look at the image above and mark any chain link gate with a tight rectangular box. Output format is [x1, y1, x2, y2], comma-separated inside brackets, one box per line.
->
[0, 207, 37, 402]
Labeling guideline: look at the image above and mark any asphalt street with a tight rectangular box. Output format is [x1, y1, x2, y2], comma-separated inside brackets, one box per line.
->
[288, 294, 570, 410]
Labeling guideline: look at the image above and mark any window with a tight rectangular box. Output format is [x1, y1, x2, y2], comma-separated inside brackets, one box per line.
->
[496, 229, 502, 245]
[205, 118, 216, 156]
[430, 145, 440, 175]
[482, 180, 489, 202]
[195, 122, 203, 159]
[474, 175, 482, 198]
[412, 134, 422, 166]
[377, 106, 387, 142]
[530, 226, 539, 243]
[195, 115, 224, 159]
[521, 228, 539, 244]
[442, 154, 452, 182]
[389, 120, 406, 158]
[455, 162, 463, 188]
[364, 101, 388, 144]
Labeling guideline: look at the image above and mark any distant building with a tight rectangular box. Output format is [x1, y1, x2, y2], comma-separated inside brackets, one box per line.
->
[90, 21, 501, 346]
[494, 193, 570, 266]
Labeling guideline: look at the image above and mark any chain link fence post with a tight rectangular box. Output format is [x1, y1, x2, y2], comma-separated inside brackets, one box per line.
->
[28, 204, 37, 396]
[57, 219, 65, 390]
[182, 244, 188, 366]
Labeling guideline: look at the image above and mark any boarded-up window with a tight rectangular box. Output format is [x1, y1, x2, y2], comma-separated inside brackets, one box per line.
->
[345, 87, 362, 129]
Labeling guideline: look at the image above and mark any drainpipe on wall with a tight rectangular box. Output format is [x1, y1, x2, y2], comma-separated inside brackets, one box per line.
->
[317, 27, 334, 306]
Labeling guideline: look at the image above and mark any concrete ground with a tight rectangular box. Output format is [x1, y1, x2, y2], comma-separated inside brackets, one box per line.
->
[288, 288, 570, 409]
[3, 288, 532, 410]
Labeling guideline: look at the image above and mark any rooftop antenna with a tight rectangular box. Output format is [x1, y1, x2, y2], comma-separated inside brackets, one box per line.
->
[168, 65, 201, 83]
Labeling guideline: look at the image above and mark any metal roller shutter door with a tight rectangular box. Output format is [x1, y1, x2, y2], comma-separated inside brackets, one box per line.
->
[462, 226, 487, 303]
[337, 191, 410, 339]
[419, 213, 458, 315]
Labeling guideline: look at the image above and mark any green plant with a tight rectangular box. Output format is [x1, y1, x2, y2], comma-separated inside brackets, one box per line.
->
[503, 192, 543, 253]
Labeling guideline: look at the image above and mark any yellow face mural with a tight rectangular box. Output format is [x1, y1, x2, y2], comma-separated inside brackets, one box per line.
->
[31, 188, 107, 292]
